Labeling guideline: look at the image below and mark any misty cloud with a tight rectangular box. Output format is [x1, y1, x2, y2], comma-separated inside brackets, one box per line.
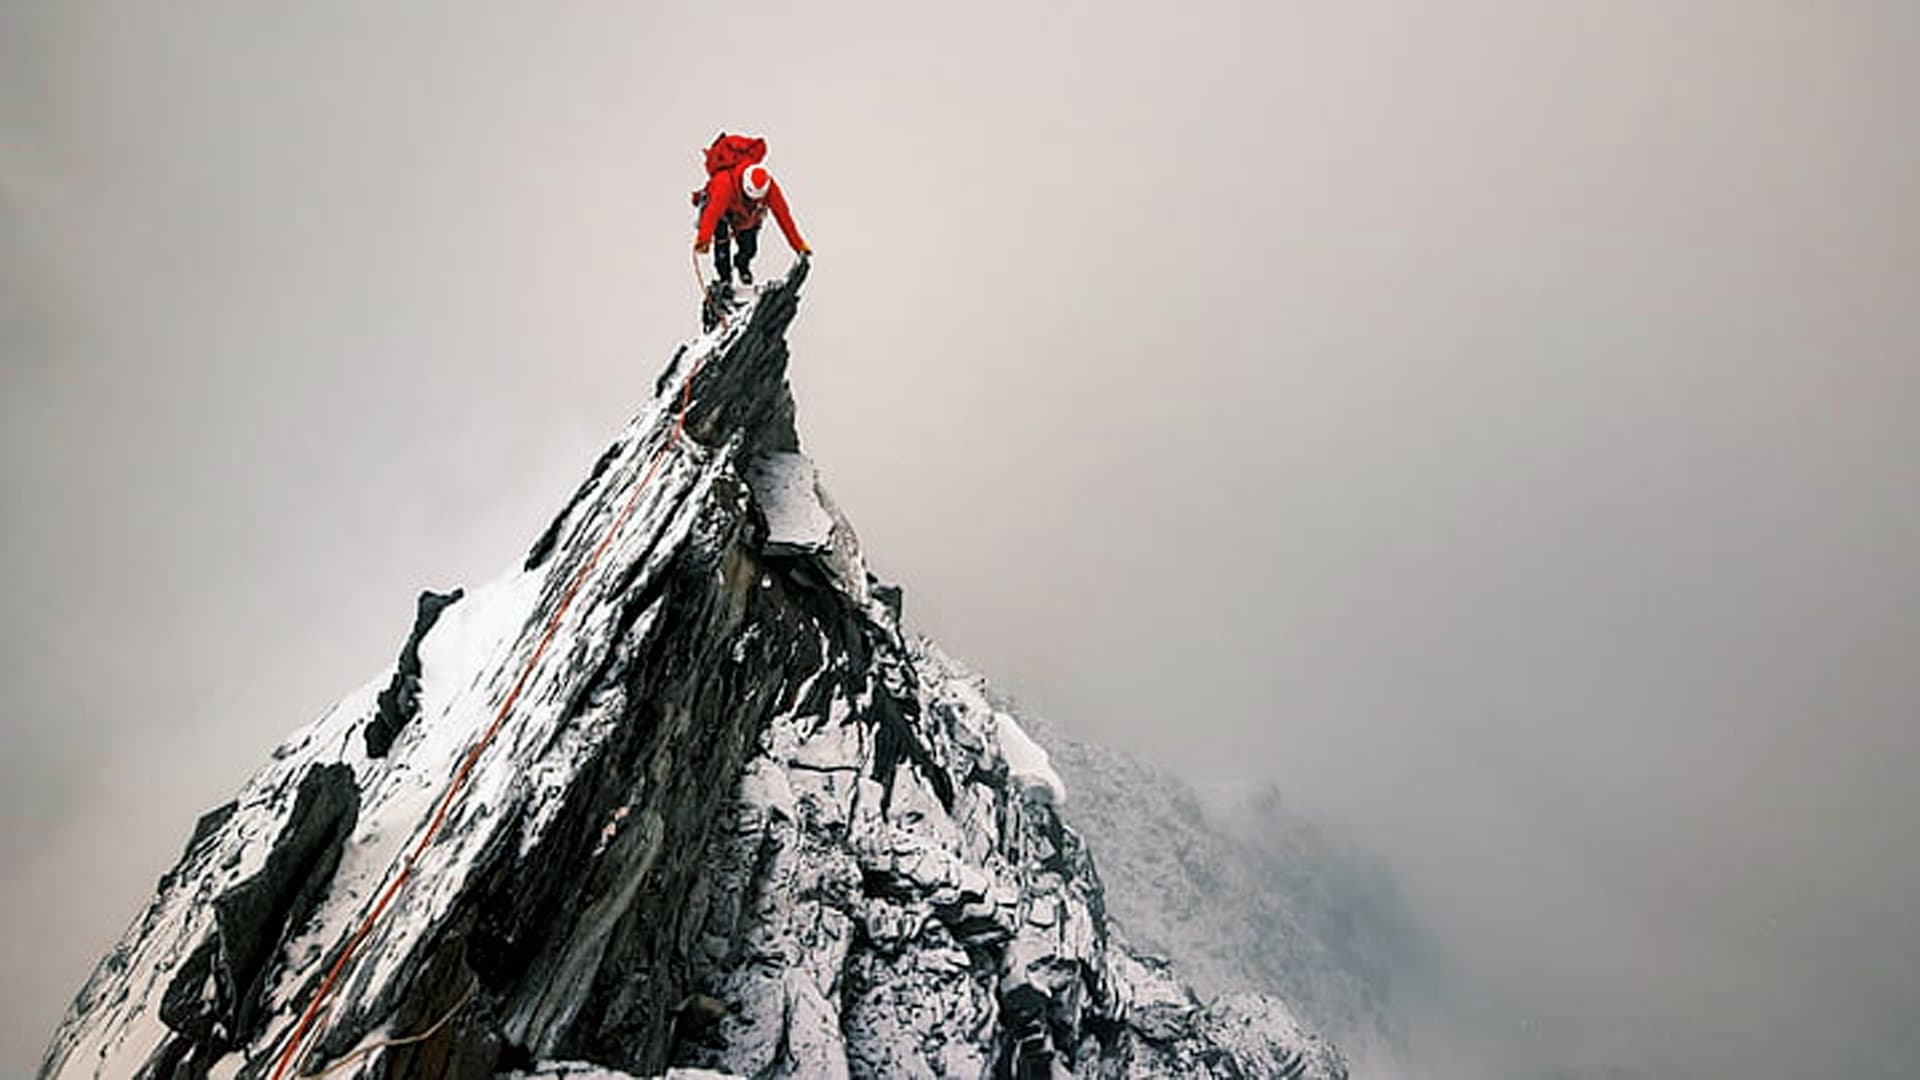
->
[5, 3, 1918, 1077]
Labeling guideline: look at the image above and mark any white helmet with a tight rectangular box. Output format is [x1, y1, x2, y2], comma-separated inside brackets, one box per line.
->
[739, 163, 772, 200]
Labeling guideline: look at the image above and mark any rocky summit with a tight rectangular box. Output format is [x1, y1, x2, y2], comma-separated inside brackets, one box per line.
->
[40, 265, 1348, 1080]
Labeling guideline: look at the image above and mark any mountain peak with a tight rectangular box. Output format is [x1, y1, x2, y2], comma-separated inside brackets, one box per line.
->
[42, 272, 1347, 1080]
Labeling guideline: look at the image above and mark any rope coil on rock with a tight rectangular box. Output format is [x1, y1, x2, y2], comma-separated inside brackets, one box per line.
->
[298, 980, 476, 1080]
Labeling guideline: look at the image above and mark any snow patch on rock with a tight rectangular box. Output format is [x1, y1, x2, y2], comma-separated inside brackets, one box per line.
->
[992, 710, 1066, 807]
[745, 451, 834, 556]
[509, 1064, 743, 1080]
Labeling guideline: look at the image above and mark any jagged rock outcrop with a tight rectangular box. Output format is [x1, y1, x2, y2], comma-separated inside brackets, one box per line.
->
[154, 764, 360, 1076]
[367, 590, 465, 758]
[41, 266, 1346, 1080]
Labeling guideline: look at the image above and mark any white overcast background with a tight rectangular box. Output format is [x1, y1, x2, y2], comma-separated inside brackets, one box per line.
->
[4, 4, 1918, 1078]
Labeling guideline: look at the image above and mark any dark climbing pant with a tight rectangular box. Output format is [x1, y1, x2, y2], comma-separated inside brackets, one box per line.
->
[712, 219, 760, 284]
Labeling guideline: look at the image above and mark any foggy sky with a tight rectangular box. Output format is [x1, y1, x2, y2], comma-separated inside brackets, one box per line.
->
[4, 3, 1918, 1076]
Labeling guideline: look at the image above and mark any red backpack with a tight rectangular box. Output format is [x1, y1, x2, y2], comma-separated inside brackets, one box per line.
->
[704, 133, 767, 177]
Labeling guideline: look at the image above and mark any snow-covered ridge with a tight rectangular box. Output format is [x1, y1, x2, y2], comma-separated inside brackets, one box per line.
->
[42, 264, 1347, 1079]
[42, 277, 798, 1080]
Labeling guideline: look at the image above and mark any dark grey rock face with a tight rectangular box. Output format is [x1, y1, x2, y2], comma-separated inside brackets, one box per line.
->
[43, 264, 1346, 1080]
[156, 763, 360, 1078]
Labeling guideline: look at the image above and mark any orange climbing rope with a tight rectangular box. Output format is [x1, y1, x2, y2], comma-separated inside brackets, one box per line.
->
[269, 326, 715, 1080]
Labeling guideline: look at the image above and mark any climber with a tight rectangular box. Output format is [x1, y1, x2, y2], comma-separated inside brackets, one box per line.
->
[692, 132, 810, 300]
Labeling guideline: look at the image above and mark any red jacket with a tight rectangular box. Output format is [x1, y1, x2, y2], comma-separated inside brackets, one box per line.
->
[693, 134, 807, 252]
[695, 168, 807, 252]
